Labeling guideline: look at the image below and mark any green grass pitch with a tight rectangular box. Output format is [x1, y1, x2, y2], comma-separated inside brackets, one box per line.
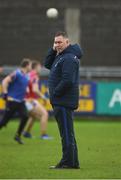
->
[0, 118, 121, 179]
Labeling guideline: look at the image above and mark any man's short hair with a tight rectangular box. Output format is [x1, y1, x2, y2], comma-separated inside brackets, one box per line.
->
[20, 58, 31, 68]
[31, 60, 40, 69]
[55, 31, 68, 38]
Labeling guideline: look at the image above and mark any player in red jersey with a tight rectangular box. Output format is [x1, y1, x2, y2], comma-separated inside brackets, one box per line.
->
[23, 60, 51, 139]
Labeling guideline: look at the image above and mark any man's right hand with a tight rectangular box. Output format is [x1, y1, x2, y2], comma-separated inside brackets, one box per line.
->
[53, 43, 57, 51]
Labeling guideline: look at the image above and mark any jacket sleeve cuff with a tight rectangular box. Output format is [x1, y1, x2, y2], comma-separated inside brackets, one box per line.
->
[48, 48, 57, 55]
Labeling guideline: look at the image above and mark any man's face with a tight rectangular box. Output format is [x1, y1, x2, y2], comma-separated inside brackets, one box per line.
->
[35, 64, 41, 74]
[26, 63, 32, 73]
[54, 35, 69, 53]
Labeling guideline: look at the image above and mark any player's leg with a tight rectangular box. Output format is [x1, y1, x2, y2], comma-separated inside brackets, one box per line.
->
[23, 100, 35, 137]
[23, 100, 37, 138]
[52, 106, 79, 169]
[23, 116, 35, 138]
[33, 101, 49, 139]
[25, 117, 34, 132]
[0, 101, 16, 129]
[24, 100, 50, 139]
[14, 102, 28, 144]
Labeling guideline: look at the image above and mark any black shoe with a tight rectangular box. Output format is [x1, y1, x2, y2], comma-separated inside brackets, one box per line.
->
[14, 135, 24, 144]
[50, 164, 80, 169]
[0, 124, 4, 130]
[0, 123, 6, 130]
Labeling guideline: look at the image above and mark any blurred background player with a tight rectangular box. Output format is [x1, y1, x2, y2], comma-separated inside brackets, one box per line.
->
[23, 60, 51, 140]
[0, 59, 31, 144]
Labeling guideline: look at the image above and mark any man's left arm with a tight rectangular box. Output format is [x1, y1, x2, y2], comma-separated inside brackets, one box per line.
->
[54, 58, 78, 97]
[32, 79, 46, 99]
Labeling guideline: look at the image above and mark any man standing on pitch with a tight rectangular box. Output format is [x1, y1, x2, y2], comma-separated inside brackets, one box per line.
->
[44, 31, 83, 169]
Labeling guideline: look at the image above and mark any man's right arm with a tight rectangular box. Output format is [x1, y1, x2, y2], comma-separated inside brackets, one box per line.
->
[44, 48, 57, 69]
[2, 76, 12, 100]
[2, 72, 16, 99]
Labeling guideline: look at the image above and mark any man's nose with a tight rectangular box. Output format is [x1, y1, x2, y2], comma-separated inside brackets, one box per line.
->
[57, 43, 60, 47]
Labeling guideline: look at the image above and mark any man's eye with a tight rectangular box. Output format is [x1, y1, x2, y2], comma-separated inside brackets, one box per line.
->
[55, 42, 62, 44]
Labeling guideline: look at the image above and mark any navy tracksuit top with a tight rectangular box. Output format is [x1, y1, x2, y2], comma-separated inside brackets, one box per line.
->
[44, 44, 83, 110]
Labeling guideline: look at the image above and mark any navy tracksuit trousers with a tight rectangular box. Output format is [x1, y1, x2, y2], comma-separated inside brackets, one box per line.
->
[53, 106, 79, 167]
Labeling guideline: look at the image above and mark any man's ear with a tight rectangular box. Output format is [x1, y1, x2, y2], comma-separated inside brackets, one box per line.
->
[66, 39, 70, 45]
